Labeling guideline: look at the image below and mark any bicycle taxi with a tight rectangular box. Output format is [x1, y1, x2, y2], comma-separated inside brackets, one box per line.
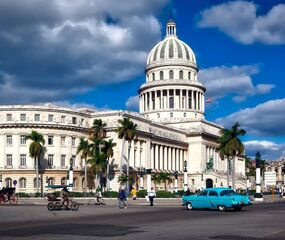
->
[0, 187, 18, 205]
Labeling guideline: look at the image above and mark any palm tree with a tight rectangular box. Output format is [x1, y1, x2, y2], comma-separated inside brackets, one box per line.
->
[90, 119, 107, 139]
[218, 123, 246, 189]
[218, 134, 231, 187]
[117, 117, 137, 193]
[26, 130, 45, 194]
[152, 173, 162, 190]
[102, 139, 117, 190]
[159, 173, 172, 191]
[260, 159, 268, 179]
[76, 138, 90, 192]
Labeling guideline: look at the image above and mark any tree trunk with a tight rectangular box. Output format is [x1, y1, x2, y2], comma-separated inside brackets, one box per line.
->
[126, 142, 131, 195]
[227, 158, 230, 188]
[232, 156, 236, 190]
[120, 139, 125, 174]
[164, 182, 167, 191]
[35, 157, 39, 194]
[84, 157, 87, 192]
[106, 157, 110, 191]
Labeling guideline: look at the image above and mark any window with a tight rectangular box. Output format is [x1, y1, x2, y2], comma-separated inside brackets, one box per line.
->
[220, 190, 236, 196]
[209, 190, 218, 196]
[61, 155, 66, 168]
[200, 190, 208, 196]
[61, 136, 66, 146]
[188, 71, 191, 80]
[20, 135, 26, 145]
[6, 135, 12, 145]
[5, 178, 12, 188]
[72, 117, 77, 125]
[61, 177, 67, 185]
[73, 178, 78, 188]
[169, 96, 174, 108]
[179, 70, 183, 79]
[183, 112, 186, 117]
[72, 137, 76, 147]
[71, 155, 76, 167]
[81, 118, 84, 125]
[6, 154, 12, 166]
[33, 178, 41, 188]
[6, 114, 12, 121]
[160, 71, 164, 80]
[19, 178, 27, 188]
[170, 112, 173, 117]
[48, 177, 55, 186]
[48, 155, 53, 167]
[34, 114, 40, 122]
[61, 115, 65, 123]
[48, 114, 53, 122]
[20, 154, 26, 166]
[48, 136, 54, 145]
[20, 114, 26, 121]
[169, 70, 174, 79]
[157, 113, 160, 118]
[152, 72, 155, 81]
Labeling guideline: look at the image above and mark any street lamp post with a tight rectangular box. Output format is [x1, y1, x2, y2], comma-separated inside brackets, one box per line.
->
[201, 174, 204, 189]
[68, 158, 73, 191]
[45, 176, 49, 194]
[183, 160, 188, 192]
[174, 171, 178, 193]
[254, 151, 263, 201]
[146, 169, 152, 192]
[139, 167, 146, 190]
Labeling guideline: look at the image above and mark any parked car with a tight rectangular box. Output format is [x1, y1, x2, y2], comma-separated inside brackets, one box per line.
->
[182, 188, 251, 211]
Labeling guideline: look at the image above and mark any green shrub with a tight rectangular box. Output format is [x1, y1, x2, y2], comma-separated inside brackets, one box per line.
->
[102, 191, 118, 198]
[137, 190, 147, 198]
[69, 192, 84, 197]
[156, 191, 176, 198]
[17, 192, 31, 198]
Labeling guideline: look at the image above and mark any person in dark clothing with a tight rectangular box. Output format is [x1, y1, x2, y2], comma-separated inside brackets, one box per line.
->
[117, 187, 127, 209]
[185, 188, 191, 196]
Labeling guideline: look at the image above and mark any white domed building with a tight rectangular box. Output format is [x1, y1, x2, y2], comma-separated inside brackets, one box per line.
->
[0, 20, 246, 193]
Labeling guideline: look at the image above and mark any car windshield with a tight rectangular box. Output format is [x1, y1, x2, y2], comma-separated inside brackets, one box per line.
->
[220, 190, 237, 196]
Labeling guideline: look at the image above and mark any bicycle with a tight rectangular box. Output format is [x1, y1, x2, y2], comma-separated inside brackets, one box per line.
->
[88, 194, 106, 206]
[0, 187, 18, 205]
[46, 194, 79, 211]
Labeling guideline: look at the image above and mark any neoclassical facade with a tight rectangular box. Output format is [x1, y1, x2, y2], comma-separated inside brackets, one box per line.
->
[0, 20, 246, 193]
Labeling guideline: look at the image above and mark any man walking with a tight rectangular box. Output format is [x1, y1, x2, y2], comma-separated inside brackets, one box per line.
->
[148, 187, 156, 206]
[117, 187, 127, 209]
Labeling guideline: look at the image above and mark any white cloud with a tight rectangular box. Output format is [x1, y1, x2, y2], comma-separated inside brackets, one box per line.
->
[215, 98, 285, 136]
[198, 1, 285, 44]
[244, 140, 285, 160]
[125, 95, 139, 110]
[0, 0, 167, 104]
[199, 65, 274, 102]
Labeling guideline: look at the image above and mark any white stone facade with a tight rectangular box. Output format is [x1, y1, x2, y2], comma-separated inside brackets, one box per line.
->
[0, 20, 246, 193]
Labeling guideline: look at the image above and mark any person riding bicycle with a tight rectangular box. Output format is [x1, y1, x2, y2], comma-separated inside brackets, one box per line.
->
[60, 187, 69, 207]
[95, 191, 103, 203]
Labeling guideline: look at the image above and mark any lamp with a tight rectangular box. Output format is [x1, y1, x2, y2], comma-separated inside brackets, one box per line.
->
[184, 160, 187, 172]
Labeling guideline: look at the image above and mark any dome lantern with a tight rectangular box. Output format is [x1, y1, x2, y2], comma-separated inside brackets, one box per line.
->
[166, 19, 176, 37]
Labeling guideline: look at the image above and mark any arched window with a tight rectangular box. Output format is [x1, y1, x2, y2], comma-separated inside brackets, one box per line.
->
[152, 73, 155, 81]
[33, 177, 41, 188]
[5, 178, 12, 188]
[82, 178, 85, 188]
[183, 112, 186, 117]
[179, 70, 183, 79]
[157, 113, 160, 118]
[19, 177, 26, 188]
[169, 70, 174, 79]
[160, 71, 164, 80]
[61, 177, 67, 186]
[48, 177, 55, 186]
[188, 72, 191, 80]
[170, 112, 173, 117]
[73, 177, 78, 188]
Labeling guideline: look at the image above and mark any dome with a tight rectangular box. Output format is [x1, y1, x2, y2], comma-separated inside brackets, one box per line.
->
[146, 20, 196, 67]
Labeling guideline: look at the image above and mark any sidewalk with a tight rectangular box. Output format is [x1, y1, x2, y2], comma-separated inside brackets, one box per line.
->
[16, 195, 285, 206]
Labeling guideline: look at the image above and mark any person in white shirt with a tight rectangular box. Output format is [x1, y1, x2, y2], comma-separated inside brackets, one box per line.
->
[148, 187, 156, 206]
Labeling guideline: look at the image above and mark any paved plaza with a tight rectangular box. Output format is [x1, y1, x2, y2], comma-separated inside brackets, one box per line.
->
[0, 198, 285, 239]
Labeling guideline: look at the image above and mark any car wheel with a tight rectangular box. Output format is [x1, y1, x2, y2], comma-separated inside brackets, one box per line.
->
[186, 202, 193, 210]
[218, 205, 226, 212]
[234, 206, 242, 211]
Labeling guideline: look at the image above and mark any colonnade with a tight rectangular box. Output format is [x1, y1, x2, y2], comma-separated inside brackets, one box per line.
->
[205, 145, 220, 170]
[140, 89, 204, 112]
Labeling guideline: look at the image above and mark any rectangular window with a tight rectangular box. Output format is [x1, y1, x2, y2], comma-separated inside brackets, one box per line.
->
[48, 114, 53, 122]
[71, 137, 76, 147]
[20, 135, 26, 145]
[61, 136, 66, 146]
[6, 154, 12, 166]
[72, 117, 77, 125]
[61, 116, 65, 123]
[6, 114, 12, 121]
[48, 155, 53, 167]
[169, 96, 174, 108]
[20, 154, 26, 166]
[48, 136, 54, 145]
[20, 114, 26, 121]
[34, 114, 40, 122]
[71, 155, 76, 167]
[6, 135, 12, 145]
[61, 155, 66, 167]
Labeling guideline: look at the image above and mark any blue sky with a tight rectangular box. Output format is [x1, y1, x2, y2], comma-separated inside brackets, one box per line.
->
[0, 0, 284, 160]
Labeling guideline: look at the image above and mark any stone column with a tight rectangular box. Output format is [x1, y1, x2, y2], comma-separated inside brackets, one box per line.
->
[191, 90, 194, 109]
[150, 143, 154, 169]
[166, 89, 169, 109]
[168, 147, 172, 171]
[172, 148, 176, 171]
[176, 148, 179, 171]
[160, 146, 163, 170]
[155, 144, 159, 170]
[186, 90, 189, 109]
[180, 149, 183, 172]
[164, 147, 168, 170]
[154, 90, 158, 111]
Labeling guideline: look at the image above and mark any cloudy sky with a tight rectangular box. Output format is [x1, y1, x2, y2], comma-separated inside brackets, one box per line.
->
[0, 0, 284, 160]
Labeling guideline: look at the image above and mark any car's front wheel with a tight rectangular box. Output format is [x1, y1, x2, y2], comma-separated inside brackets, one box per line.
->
[186, 202, 193, 210]
[217, 205, 226, 212]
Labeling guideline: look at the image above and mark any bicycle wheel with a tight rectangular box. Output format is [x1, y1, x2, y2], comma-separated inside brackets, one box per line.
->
[71, 202, 79, 211]
[99, 198, 106, 205]
[88, 199, 96, 206]
[47, 202, 54, 211]
[9, 194, 18, 205]
[54, 202, 62, 210]
[0, 195, 5, 205]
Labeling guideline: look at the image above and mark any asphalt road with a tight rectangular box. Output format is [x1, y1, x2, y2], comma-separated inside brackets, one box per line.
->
[0, 202, 285, 240]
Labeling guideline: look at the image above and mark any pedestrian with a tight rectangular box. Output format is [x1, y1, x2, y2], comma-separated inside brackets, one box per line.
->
[185, 188, 191, 196]
[147, 187, 156, 206]
[131, 188, 137, 200]
[117, 187, 127, 209]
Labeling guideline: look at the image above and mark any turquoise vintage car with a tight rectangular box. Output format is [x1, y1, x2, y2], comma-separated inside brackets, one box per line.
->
[182, 188, 251, 211]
